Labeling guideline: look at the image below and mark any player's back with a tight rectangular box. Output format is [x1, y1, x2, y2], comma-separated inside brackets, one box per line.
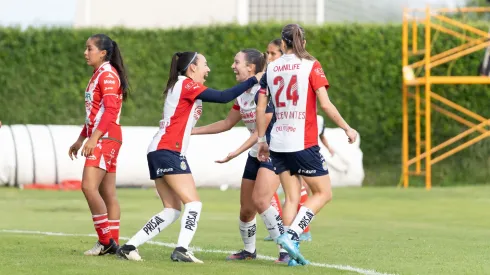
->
[266, 54, 319, 152]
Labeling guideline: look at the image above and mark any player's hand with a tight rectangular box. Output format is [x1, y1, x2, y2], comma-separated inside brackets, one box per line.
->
[254, 72, 265, 83]
[327, 146, 335, 156]
[215, 151, 238, 164]
[257, 142, 270, 162]
[68, 140, 83, 160]
[345, 128, 358, 144]
[81, 138, 98, 157]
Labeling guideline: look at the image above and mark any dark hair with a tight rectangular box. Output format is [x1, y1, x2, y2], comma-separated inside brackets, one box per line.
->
[163, 52, 199, 95]
[240, 48, 266, 73]
[90, 34, 130, 101]
[281, 24, 314, 61]
[269, 38, 283, 54]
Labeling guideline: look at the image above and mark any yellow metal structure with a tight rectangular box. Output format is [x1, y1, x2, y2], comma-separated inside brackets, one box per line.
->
[402, 6, 490, 190]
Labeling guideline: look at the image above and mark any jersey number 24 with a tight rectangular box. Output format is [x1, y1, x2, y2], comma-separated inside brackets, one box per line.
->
[273, 75, 299, 108]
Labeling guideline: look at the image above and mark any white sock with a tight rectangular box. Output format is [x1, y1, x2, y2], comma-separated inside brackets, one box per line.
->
[127, 208, 181, 247]
[177, 201, 202, 250]
[239, 217, 257, 253]
[289, 206, 315, 240]
[259, 206, 284, 240]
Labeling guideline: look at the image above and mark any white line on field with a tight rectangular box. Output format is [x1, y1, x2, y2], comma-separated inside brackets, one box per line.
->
[0, 229, 398, 275]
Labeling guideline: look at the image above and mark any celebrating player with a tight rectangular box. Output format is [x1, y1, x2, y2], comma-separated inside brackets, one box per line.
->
[264, 38, 335, 243]
[68, 34, 130, 255]
[256, 24, 357, 265]
[116, 51, 264, 263]
[191, 48, 289, 263]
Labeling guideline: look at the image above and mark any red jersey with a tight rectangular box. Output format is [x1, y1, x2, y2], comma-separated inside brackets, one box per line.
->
[81, 62, 123, 141]
[147, 76, 207, 155]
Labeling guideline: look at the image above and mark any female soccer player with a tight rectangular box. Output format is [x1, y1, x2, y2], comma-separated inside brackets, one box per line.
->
[264, 38, 335, 243]
[68, 34, 130, 255]
[116, 51, 263, 263]
[256, 24, 357, 266]
[191, 48, 289, 263]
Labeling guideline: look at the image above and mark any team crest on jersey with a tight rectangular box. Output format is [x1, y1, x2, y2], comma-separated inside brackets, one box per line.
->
[180, 161, 187, 170]
[175, 142, 180, 148]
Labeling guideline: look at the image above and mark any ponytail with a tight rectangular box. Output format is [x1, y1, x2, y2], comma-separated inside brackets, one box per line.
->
[281, 24, 315, 61]
[164, 53, 180, 95]
[110, 41, 130, 101]
[89, 34, 131, 101]
[163, 51, 199, 96]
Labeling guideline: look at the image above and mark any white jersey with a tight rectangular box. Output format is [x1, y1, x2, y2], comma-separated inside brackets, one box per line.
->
[265, 54, 330, 152]
[232, 84, 261, 157]
[147, 76, 207, 155]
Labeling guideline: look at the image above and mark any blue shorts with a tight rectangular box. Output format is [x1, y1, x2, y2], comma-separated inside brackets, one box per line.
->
[270, 145, 329, 177]
[147, 149, 191, 180]
[242, 154, 275, 181]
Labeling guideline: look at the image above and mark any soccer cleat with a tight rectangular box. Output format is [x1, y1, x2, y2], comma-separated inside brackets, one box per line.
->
[263, 235, 273, 241]
[84, 238, 118, 256]
[299, 232, 312, 242]
[226, 249, 257, 260]
[170, 247, 203, 263]
[116, 244, 142, 261]
[276, 234, 309, 266]
[274, 252, 290, 264]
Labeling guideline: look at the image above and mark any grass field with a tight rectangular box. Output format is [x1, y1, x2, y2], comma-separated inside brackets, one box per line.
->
[1, 186, 490, 275]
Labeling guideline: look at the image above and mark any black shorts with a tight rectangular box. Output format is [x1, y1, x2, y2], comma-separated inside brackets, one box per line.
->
[270, 145, 329, 177]
[147, 150, 191, 180]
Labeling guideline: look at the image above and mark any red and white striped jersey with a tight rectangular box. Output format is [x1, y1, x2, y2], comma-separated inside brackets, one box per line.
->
[148, 76, 207, 155]
[82, 61, 123, 141]
[265, 54, 329, 152]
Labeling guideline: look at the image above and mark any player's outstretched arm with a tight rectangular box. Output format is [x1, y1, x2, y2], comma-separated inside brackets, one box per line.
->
[196, 72, 264, 103]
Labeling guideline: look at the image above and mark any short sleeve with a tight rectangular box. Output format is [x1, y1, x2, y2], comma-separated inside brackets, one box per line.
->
[309, 61, 330, 92]
[232, 99, 240, 111]
[183, 79, 208, 101]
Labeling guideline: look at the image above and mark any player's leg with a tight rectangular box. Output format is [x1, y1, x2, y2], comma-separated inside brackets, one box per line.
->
[252, 164, 289, 263]
[117, 177, 181, 261]
[288, 146, 331, 239]
[98, 140, 122, 245]
[99, 173, 120, 244]
[82, 139, 117, 256]
[227, 155, 258, 260]
[264, 189, 283, 241]
[268, 151, 308, 266]
[165, 172, 203, 263]
[298, 177, 312, 242]
[281, 146, 330, 265]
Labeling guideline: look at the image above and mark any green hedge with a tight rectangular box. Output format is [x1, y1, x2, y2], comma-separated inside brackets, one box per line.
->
[1, 24, 489, 186]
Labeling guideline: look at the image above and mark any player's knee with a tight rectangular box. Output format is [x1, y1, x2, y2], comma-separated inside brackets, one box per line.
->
[284, 192, 300, 205]
[239, 207, 256, 221]
[320, 189, 333, 204]
[252, 196, 269, 212]
[81, 182, 98, 196]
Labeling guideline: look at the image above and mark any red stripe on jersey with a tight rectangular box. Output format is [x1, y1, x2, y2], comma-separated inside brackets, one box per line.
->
[232, 100, 240, 111]
[304, 61, 329, 149]
[156, 78, 207, 152]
